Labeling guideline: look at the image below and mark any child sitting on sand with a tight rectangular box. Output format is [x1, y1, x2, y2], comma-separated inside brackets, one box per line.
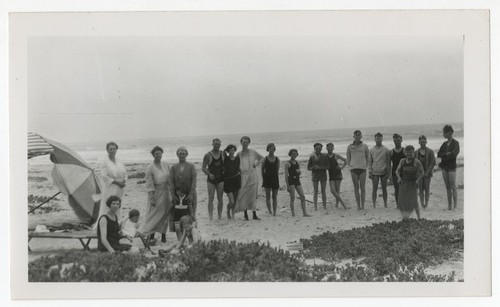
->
[158, 215, 202, 257]
[120, 209, 143, 242]
[172, 184, 194, 240]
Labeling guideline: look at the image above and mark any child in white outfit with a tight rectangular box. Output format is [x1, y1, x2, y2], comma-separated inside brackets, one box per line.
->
[120, 209, 142, 242]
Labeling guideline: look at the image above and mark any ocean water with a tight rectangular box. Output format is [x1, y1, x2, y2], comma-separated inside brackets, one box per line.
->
[29, 123, 464, 166]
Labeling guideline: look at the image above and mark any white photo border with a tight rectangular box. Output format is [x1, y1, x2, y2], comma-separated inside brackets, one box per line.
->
[9, 10, 490, 299]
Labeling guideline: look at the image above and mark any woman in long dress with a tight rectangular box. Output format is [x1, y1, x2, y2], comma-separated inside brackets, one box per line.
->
[396, 145, 424, 220]
[169, 147, 197, 229]
[98, 142, 127, 220]
[142, 146, 171, 243]
[234, 136, 265, 221]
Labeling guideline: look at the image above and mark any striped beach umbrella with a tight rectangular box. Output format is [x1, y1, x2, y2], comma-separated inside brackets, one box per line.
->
[28, 132, 53, 159]
[28, 132, 102, 224]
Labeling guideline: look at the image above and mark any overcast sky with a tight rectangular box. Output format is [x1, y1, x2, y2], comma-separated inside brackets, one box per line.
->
[28, 35, 463, 143]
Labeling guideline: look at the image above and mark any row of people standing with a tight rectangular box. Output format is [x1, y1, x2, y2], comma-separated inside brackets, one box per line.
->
[346, 125, 460, 219]
[203, 138, 348, 220]
[202, 136, 264, 221]
[96, 125, 461, 246]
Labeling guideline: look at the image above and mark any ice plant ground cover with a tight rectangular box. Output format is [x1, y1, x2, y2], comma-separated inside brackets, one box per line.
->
[28, 219, 463, 282]
[300, 219, 464, 277]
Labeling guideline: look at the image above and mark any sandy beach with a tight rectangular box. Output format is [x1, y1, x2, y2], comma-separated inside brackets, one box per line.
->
[27, 157, 464, 278]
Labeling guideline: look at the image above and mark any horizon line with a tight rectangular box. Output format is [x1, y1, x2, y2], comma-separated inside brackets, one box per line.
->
[60, 121, 464, 146]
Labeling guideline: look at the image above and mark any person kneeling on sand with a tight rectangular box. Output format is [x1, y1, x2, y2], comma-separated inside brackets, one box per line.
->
[158, 215, 202, 257]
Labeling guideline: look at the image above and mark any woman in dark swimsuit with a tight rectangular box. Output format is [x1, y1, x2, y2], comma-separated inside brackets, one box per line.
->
[284, 149, 311, 217]
[262, 143, 280, 216]
[326, 142, 348, 209]
[417, 135, 436, 208]
[97, 195, 131, 253]
[223, 144, 241, 219]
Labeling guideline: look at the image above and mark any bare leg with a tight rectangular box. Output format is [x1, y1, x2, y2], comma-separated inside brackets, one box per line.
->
[216, 182, 224, 220]
[312, 180, 319, 211]
[418, 178, 425, 208]
[175, 223, 182, 241]
[350, 171, 361, 209]
[424, 177, 431, 208]
[381, 175, 388, 207]
[392, 174, 400, 209]
[442, 170, 452, 210]
[359, 171, 367, 209]
[372, 175, 380, 208]
[207, 182, 216, 220]
[288, 186, 296, 217]
[265, 188, 273, 214]
[415, 203, 421, 220]
[329, 180, 347, 209]
[231, 190, 238, 219]
[320, 180, 327, 210]
[335, 180, 342, 208]
[296, 185, 311, 217]
[448, 171, 458, 208]
[227, 192, 235, 219]
[272, 189, 278, 216]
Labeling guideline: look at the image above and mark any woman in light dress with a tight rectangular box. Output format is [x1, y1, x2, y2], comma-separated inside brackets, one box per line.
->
[396, 145, 424, 220]
[142, 146, 172, 243]
[98, 142, 127, 220]
[234, 136, 265, 221]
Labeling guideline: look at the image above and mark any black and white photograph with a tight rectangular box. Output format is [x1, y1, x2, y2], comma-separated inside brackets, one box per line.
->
[8, 8, 491, 300]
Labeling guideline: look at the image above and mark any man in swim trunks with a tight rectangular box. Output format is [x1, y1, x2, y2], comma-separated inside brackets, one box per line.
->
[202, 138, 225, 220]
[369, 132, 391, 208]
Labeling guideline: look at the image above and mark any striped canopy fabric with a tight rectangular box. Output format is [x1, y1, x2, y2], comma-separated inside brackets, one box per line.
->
[27, 132, 102, 224]
[28, 132, 54, 159]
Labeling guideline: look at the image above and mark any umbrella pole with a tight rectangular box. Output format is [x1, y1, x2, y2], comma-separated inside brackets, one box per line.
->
[28, 192, 61, 214]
